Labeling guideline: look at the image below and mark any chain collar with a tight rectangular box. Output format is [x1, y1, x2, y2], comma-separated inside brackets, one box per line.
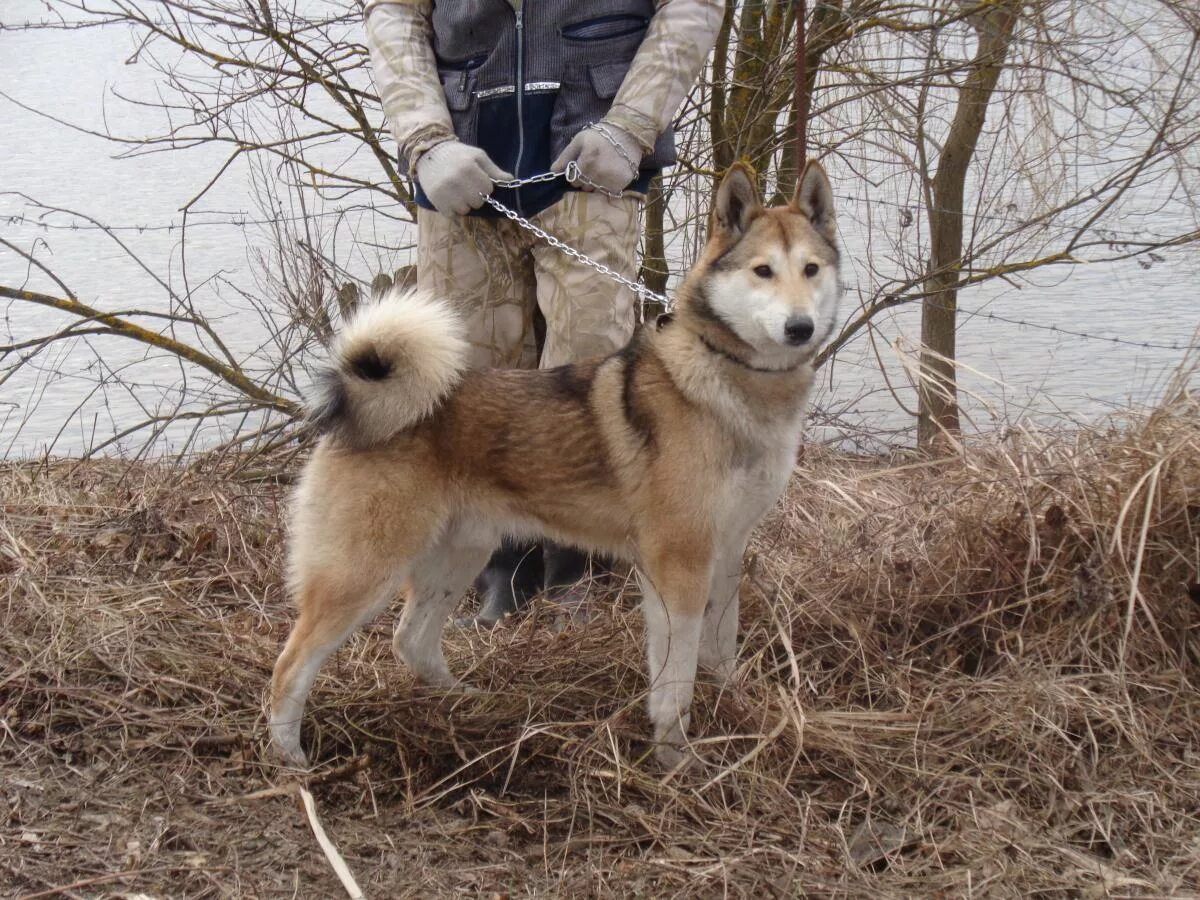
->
[481, 163, 673, 323]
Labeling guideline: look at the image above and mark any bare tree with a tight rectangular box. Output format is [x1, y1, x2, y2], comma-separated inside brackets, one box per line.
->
[2, 0, 1198, 455]
[917, 2, 1020, 449]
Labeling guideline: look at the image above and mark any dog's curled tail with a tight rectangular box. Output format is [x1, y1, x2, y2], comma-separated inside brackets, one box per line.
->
[308, 287, 469, 447]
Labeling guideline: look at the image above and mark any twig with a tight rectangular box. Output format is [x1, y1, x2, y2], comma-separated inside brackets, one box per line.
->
[17, 865, 231, 899]
[298, 785, 366, 900]
[214, 754, 371, 804]
[0, 284, 298, 415]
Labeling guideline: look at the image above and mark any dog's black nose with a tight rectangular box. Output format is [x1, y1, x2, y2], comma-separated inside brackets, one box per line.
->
[784, 315, 815, 345]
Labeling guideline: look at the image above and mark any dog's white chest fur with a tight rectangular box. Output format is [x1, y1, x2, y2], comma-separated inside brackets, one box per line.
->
[721, 437, 799, 538]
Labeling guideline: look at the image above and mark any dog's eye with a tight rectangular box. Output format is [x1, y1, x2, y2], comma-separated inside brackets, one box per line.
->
[753, 265, 773, 278]
[804, 262, 820, 278]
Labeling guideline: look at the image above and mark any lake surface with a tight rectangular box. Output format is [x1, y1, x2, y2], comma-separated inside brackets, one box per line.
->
[2, 0, 1197, 456]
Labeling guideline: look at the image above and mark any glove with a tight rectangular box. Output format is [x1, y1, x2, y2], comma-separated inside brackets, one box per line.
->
[415, 140, 513, 216]
[551, 122, 642, 195]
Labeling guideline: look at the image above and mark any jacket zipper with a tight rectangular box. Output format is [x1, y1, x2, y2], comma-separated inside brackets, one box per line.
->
[513, 4, 526, 214]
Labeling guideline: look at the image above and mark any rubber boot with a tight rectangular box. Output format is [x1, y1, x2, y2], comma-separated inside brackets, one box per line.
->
[468, 539, 544, 627]
[542, 542, 589, 596]
[543, 542, 593, 625]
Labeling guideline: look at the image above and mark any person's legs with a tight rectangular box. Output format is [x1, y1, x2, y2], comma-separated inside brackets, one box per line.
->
[418, 208, 543, 625]
[532, 191, 643, 600]
[470, 537, 545, 626]
[532, 190, 642, 369]
[417, 207, 539, 368]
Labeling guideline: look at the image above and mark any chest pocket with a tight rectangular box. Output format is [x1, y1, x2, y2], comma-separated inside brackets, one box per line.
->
[549, 58, 677, 171]
[561, 14, 649, 41]
[436, 54, 488, 112]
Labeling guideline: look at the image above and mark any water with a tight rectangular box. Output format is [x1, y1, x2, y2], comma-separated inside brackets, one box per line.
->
[2, 0, 1197, 457]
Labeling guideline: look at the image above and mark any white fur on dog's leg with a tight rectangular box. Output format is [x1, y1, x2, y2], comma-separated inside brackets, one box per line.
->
[270, 576, 401, 769]
[394, 538, 491, 688]
[393, 600, 457, 687]
[654, 740, 689, 770]
[270, 642, 341, 769]
[270, 715, 310, 770]
[641, 577, 703, 765]
[699, 542, 745, 685]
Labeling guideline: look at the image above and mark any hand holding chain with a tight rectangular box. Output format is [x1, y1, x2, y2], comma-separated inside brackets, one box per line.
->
[585, 122, 641, 178]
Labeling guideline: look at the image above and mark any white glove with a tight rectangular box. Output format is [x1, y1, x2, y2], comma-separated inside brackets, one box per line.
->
[415, 140, 512, 216]
[551, 122, 642, 195]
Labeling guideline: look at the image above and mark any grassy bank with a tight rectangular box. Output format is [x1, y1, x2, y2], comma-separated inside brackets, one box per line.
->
[2, 398, 1198, 897]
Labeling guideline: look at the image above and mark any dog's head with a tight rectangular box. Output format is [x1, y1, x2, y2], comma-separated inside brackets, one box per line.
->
[685, 161, 841, 364]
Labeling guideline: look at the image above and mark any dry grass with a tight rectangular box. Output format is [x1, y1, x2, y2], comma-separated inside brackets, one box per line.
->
[2, 394, 1199, 897]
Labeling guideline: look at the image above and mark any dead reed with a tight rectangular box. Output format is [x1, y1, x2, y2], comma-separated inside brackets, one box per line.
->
[2, 393, 1197, 896]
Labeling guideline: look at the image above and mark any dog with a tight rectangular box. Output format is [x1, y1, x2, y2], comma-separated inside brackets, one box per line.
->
[269, 160, 842, 768]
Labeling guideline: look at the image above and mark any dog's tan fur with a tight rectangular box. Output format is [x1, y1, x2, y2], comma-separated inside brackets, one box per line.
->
[270, 161, 842, 768]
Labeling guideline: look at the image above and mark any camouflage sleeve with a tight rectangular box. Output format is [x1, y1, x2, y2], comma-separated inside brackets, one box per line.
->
[364, 0, 456, 173]
[604, 0, 724, 154]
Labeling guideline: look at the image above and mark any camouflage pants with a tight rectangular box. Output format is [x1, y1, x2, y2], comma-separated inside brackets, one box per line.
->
[417, 191, 643, 369]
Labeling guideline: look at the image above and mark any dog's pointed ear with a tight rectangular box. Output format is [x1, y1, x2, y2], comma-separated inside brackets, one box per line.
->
[714, 163, 763, 239]
[792, 159, 836, 242]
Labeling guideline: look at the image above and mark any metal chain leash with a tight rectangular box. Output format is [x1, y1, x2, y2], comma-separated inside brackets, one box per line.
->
[482, 162, 673, 320]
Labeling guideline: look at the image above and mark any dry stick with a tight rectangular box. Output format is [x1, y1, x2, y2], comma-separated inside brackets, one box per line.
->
[214, 754, 371, 805]
[18, 866, 231, 900]
[700, 688, 792, 792]
[298, 786, 366, 900]
[213, 759, 370, 896]
[0, 285, 299, 416]
[1118, 461, 1168, 666]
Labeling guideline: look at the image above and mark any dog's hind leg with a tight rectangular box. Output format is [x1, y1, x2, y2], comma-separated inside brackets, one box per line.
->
[699, 534, 749, 685]
[393, 534, 493, 687]
[638, 540, 713, 768]
[270, 569, 404, 768]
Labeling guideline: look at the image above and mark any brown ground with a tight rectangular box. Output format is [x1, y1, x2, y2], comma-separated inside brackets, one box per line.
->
[2, 395, 1198, 898]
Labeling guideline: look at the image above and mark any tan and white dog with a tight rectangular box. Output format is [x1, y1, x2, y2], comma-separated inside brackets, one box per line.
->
[270, 161, 842, 768]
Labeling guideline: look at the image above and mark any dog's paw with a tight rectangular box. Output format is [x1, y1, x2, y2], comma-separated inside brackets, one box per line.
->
[273, 742, 311, 771]
[699, 659, 739, 688]
[653, 741, 693, 772]
[418, 676, 480, 696]
[451, 613, 506, 630]
[269, 718, 311, 770]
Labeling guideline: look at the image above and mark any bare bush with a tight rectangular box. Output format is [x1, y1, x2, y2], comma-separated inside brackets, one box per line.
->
[2, 383, 1197, 893]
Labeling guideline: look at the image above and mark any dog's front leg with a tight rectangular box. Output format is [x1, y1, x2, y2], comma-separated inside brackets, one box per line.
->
[699, 533, 749, 685]
[638, 543, 713, 768]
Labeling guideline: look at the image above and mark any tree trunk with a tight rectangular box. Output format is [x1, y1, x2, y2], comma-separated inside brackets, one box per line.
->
[639, 174, 669, 320]
[778, 0, 848, 200]
[917, 3, 1019, 451]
